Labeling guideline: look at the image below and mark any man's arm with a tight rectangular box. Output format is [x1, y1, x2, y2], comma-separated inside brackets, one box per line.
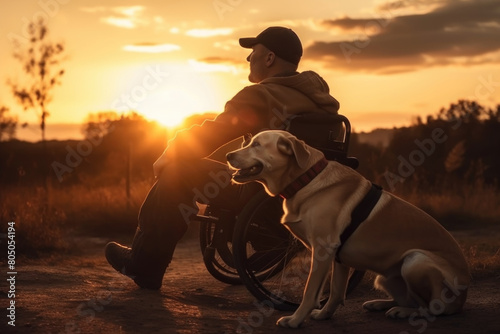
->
[153, 86, 272, 176]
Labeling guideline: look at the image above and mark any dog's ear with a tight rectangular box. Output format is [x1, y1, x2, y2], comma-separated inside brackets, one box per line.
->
[277, 135, 310, 169]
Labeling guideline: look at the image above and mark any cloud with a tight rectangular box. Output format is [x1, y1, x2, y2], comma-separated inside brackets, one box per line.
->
[114, 6, 144, 17]
[306, 0, 500, 74]
[83, 5, 150, 29]
[197, 56, 245, 66]
[123, 43, 181, 53]
[101, 17, 137, 29]
[376, 0, 447, 13]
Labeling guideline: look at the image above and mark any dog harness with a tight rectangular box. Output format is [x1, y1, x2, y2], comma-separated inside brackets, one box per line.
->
[336, 183, 383, 263]
[279, 158, 329, 199]
[278, 159, 382, 263]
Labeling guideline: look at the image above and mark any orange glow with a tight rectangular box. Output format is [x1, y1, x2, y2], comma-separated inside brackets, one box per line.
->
[127, 62, 230, 128]
[2, 1, 499, 142]
[140, 87, 206, 128]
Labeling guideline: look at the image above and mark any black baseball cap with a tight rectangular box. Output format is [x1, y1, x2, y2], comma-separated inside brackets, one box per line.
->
[239, 27, 303, 65]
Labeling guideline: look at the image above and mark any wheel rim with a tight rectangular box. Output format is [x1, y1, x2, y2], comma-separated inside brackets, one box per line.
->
[233, 192, 365, 310]
[234, 194, 312, 309]
[200, 220, 241, 284]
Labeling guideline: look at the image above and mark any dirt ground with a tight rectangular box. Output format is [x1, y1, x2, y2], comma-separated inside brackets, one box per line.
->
[2, 226, 500, 334]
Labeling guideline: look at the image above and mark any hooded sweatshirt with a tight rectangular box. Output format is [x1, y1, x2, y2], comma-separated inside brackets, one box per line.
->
[163, 71, 340, 161]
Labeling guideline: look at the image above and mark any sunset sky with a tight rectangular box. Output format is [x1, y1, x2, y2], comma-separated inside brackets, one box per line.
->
[1, 0, 499, 141]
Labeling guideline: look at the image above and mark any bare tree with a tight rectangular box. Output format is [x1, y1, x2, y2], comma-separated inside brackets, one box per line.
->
[8, 18, 65, 142]
[0, 106, 18, 141]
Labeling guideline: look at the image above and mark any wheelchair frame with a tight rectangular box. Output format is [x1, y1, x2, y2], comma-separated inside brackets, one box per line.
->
[195, 113, 364, 311]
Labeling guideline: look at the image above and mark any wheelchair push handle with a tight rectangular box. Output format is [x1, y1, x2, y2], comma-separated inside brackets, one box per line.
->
[285, 113, 358, 169]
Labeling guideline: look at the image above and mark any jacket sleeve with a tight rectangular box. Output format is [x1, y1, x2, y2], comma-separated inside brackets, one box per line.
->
[163, 85, 273, 162]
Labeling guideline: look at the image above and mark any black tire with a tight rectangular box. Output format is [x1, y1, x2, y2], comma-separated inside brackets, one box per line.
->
[232, 190, 365, 311]
[199, 219, 242, 285]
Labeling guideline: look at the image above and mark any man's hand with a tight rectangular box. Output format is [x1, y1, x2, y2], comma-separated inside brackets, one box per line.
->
[153, 153, 169, 179]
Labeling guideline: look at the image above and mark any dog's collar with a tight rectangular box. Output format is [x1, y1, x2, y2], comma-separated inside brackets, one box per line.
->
[280, 158, 329, 199]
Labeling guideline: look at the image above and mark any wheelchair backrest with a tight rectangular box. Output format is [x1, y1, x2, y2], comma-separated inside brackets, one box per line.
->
[286, 113, 358, 168]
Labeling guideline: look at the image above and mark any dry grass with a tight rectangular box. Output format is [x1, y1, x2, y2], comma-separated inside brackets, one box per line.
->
[1, 186, 67, 255]
[395, 181, 500, 228]
[0, 181, 151, 256]
[394, 182, 500, 278]
[455, 233, 500, 279]
[51, 181, 151, 235]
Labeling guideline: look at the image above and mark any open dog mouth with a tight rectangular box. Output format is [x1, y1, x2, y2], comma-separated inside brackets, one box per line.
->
[232, 162, 263, 181]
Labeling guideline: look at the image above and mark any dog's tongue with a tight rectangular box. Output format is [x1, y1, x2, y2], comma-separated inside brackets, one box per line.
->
[237, 166, 256, 177]
[233, 164, 263, 179]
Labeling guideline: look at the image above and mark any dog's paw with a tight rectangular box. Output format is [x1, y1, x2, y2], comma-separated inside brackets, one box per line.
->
[363, 299, 397, 312]
[310, 308, 333, 321]
[385, 306, 417, 319]
[276, 315, 303, 328]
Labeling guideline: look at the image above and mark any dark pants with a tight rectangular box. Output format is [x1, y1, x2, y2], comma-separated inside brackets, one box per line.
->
[129, 158, 259, 286]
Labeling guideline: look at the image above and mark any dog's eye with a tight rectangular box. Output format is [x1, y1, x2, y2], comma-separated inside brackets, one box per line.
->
[251, 141, 260, 148]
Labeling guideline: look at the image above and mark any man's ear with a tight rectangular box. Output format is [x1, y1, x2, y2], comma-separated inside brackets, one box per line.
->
[277, 135, 310, 169]
[265, 52, 276, 67]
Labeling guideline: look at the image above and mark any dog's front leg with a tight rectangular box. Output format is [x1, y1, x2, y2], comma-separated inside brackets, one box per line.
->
[311, 261, 349, 320]
[277, 247, 333, 328]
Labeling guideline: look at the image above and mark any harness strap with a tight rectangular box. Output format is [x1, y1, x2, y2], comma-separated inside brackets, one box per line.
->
[336, 183, 383, 263]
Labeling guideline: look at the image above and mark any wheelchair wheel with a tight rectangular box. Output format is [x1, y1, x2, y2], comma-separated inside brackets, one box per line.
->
[232, 190, 365, 311]
[199, 214, 242, 285]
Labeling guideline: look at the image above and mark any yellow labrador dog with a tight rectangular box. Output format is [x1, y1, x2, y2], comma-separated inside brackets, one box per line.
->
[226, 130, 470, 328]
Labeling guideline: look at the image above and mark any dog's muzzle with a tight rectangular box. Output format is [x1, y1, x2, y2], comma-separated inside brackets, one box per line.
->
[231, 163, 263, 182]
[226, 153, 263, 182]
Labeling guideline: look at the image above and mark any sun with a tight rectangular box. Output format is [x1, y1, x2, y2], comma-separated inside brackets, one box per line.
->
[135, 65, 226, 129]
[140, 88, 203, 128]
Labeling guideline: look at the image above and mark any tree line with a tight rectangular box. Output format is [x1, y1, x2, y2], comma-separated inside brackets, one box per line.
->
[1, 100, 499, 195]
[350, 100, 500, 193]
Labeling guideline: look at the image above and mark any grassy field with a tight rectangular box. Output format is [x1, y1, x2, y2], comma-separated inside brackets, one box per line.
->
[1, 180, 499, 278]
[1, 182, 150, 255]
[394, 180, 500, 228]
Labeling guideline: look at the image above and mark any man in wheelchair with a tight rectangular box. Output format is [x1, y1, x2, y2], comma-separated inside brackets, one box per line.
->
[105, 26, 341, 290]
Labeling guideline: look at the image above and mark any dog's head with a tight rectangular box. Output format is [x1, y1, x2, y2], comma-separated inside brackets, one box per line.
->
[226, 130, 320, 196]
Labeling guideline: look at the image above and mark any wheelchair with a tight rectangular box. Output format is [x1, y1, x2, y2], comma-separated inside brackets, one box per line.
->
[195, 113, 364, 311]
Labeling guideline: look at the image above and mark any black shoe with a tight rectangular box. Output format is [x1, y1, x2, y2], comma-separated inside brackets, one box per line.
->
[105, 242, 134, 276]
[105, 242, 162, 290]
